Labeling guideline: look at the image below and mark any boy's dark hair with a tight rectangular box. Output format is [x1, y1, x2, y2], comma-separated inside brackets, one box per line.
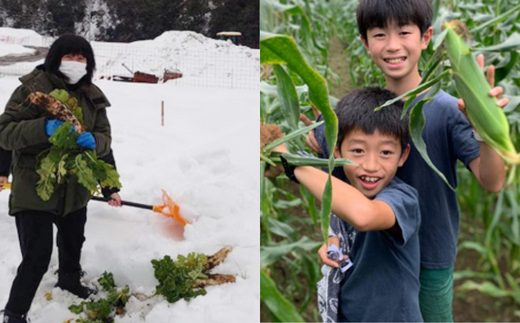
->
[44, 34, 95, 86]
[336, 87, 410, 154]
[357, 0, 433, 41]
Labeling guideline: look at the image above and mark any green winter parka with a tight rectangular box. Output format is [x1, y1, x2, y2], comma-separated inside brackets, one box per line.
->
[0, 66, 112, 216]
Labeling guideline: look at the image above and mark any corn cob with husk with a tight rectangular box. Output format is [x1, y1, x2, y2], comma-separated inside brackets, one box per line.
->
[444, 20, 520, 164]
[27, 91, 84, 133]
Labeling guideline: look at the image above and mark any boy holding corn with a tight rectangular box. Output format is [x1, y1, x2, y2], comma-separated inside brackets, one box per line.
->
[307, 0, 507, 321]
[267, 87, 423, 322]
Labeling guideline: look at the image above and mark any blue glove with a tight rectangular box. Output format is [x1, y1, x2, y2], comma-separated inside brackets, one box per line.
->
[76, 132, 96, 150]
[44, 119, 64, 137]
[45, 119, 75, 137]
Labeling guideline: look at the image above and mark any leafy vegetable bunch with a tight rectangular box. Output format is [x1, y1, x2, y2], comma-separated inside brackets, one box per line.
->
[152, 252, 209, 303]
[32, 89, 121, 201]
[69, 272, 130, 323]
[67, 247, 235, 322]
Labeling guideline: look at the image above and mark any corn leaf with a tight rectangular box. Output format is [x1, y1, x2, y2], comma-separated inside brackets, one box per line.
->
[408, 81, 456, 190]
[260, 32, 337, 153]
[261, 236, 321, 267]
[458, 241, 487, 256]
[495, 51, 519, 84]
[458, 280, 512, 298]
[262, 121, 323, 152]
[321, 177, 333, 243]
[260, 81, 309, 97]
[272, 152, 354, 167]
[273, 65, 300, 130]
[261, 31, 337, 243]
[300, 185, 318, 226]
[260, 270, 304, 322]
[470, 4, 520, 33]
[268, 218, 296, 239]
[473, 33, 520, 52]
[453, 269, 495, 281]
[375, 70, 450, 113]
[506, 190, 520, 243]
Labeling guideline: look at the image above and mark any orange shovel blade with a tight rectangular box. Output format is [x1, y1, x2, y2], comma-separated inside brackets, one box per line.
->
[151, 190, 189, 226]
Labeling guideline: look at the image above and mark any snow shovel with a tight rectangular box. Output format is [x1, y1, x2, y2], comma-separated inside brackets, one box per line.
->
[91, 189, 189, 226]
[1, 183, 189, 226]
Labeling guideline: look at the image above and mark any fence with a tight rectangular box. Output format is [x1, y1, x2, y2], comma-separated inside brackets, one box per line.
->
[0, 35, 259, 90]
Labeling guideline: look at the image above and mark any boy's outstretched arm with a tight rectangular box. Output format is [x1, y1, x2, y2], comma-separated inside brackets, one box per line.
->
[267, 144, 396, 232]
[458, 54, 506, 193]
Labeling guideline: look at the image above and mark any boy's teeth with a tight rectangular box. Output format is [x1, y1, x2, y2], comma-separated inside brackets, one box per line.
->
[361, 176, 379, 182]
[386, 58, 405, 64]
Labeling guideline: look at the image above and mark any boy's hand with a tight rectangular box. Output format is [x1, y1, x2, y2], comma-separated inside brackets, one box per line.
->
[108, 192, 122, 207]
[300, 114, 323, 154]
[317, 236, 348, 268]
[0, 176, 8, 191]
[457, 54, 509, 121]
[300, 104, 323, 154]
[264, 143, 289, 177]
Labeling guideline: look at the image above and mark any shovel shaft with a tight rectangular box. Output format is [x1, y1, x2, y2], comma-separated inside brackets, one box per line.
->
[91, 196, 153, 210]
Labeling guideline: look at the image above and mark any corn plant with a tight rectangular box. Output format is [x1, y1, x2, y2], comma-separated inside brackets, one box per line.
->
[260, 0, 346, 320]
[261, 0, 520, 320]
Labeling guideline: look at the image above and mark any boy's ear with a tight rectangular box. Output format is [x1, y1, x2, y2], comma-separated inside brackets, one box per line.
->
[421, 26, 434, 50]
[398, 144, 411, 167]
[360, 35, 371, 54]
[333, 146, 342, 159]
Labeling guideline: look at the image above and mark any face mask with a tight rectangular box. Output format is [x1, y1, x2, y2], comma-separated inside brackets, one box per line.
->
[59, 60, 87, 84]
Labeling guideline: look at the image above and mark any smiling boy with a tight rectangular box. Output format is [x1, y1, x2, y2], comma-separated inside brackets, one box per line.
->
[268, 87, 422, 322]
[310, 0, 507, 321]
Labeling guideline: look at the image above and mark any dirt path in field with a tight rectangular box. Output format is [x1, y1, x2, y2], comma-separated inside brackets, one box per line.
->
[327, 36, 354, 98]
[0, 46, 48, 65]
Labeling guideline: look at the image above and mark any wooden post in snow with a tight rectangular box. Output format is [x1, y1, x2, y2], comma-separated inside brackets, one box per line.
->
[161, 100, 164, 126]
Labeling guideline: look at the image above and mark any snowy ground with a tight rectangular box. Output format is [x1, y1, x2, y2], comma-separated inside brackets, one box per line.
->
[0, 29, 259, 323]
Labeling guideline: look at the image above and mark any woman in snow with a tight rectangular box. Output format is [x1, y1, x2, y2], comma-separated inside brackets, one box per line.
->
[0, 34, 120, 323]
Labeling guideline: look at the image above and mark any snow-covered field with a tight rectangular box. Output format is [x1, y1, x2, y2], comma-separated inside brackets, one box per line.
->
[0, 29, 259, 322]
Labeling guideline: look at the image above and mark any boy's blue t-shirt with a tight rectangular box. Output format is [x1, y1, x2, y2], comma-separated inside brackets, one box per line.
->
[315, 89, 480, 269]
[337, 177, 422, 322]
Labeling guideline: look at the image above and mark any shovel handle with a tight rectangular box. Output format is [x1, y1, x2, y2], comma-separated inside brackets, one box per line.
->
[90, 196, 153, 210]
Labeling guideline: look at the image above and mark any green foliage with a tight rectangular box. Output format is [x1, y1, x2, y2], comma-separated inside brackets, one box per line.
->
[260, 0, 520, 321]
[98, 272, 116, 291]
[69, 251, 226, 322]
[260, 1, 340, 320]
[151, 253, 209, 303]
[35, 91, 121, 201]
[70, 286, 130, 322]
[260, 270, 304, 322]
[74, 318, 104, 323]
[69, 272, 130, 323]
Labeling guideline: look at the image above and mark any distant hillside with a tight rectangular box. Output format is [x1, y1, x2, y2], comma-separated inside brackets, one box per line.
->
[0, 0, 258, 47]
